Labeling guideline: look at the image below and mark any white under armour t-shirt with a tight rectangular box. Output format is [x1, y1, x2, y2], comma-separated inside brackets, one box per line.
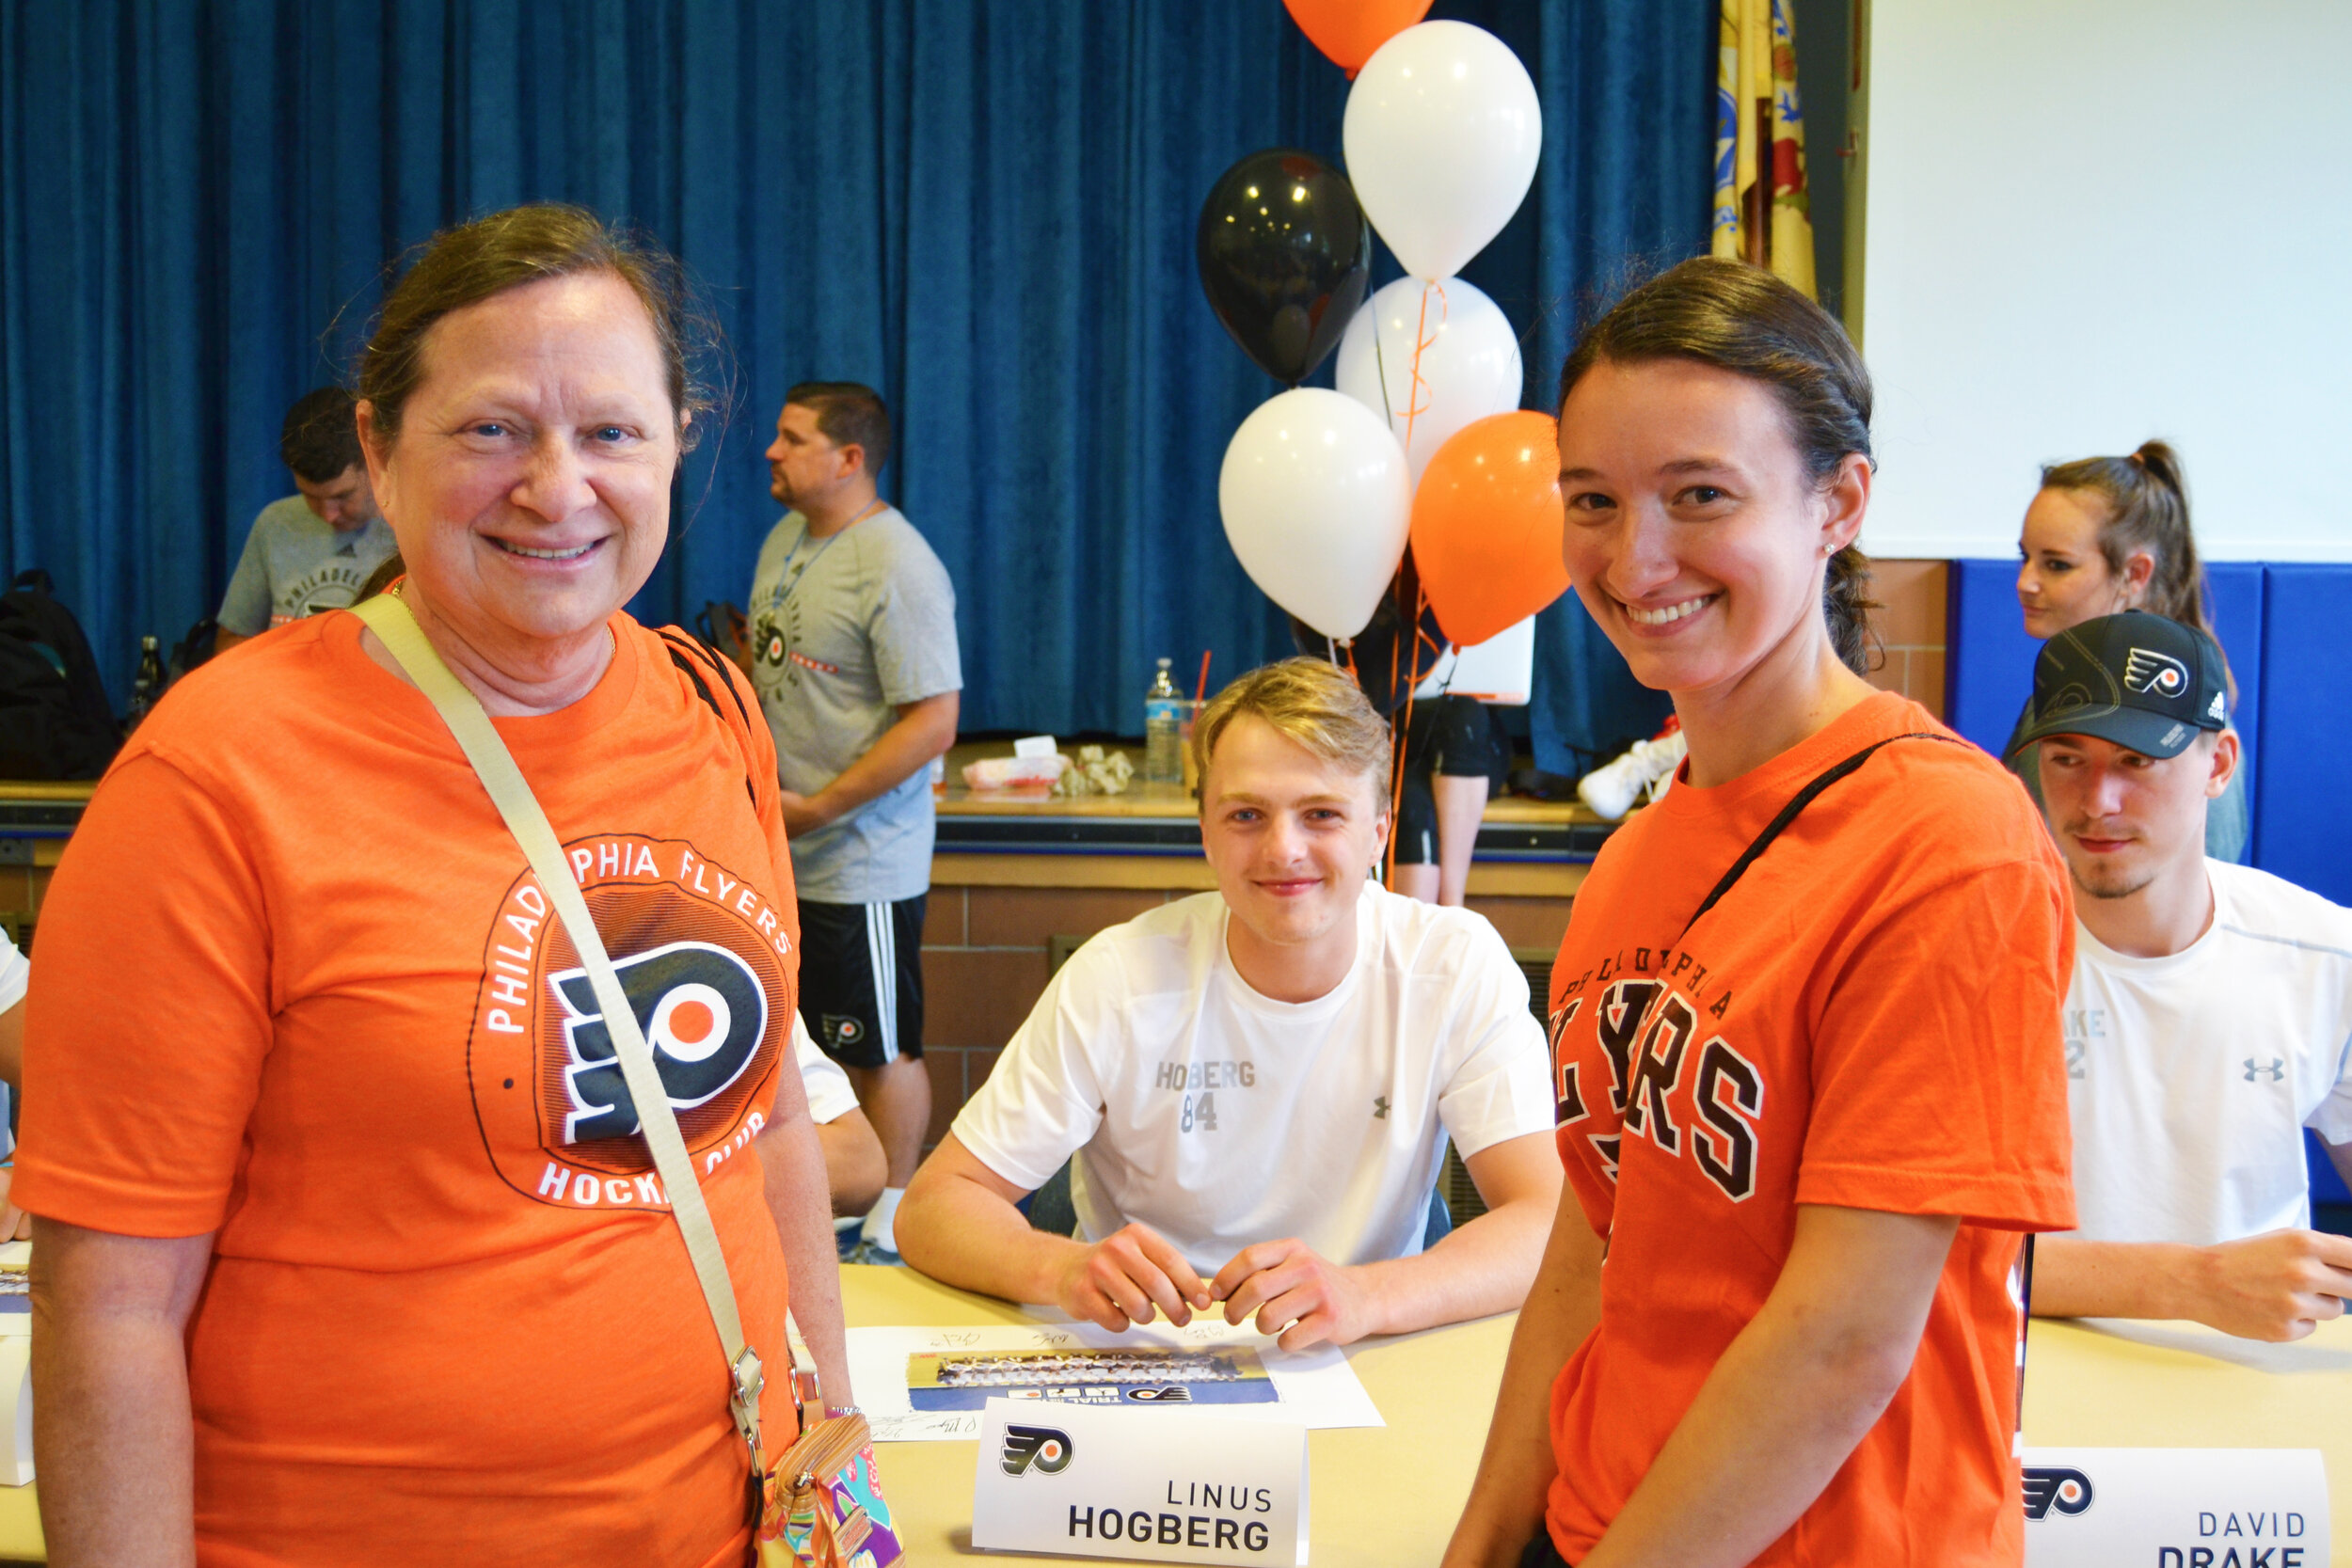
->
[2063, 858, 2352, 1243]
[951, 879, 1553, 1275]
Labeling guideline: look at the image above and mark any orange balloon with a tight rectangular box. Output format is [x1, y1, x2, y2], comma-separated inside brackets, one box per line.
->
[1280, 0, 1434, 76]
[1409, 410, 1569, 648]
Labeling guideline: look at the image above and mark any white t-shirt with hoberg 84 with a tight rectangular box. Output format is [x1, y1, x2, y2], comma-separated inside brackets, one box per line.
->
[952, 880, 1553, 1276]
[2064, 858, 2352, 1243]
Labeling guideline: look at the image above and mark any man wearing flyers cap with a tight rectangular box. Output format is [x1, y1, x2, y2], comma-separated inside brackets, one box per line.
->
[2015, 611, 2352, 1340]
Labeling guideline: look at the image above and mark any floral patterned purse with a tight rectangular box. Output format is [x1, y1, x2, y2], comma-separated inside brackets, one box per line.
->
[759, 1352, 902, 1567]
[351, 594, 902, 1568]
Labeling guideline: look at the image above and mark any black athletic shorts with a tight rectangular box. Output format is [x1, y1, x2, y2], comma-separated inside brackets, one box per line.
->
[796, 895, 926, 1069]
[1392, 696, 1510, 866]
[1518, 1532, 1570, 1568]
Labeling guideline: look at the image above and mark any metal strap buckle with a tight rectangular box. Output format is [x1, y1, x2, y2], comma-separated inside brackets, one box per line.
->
[730, 1346, 765, 1450]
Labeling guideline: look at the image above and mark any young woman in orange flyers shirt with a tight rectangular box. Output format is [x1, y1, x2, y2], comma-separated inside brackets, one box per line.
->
[1443, 258, 2077, 1568]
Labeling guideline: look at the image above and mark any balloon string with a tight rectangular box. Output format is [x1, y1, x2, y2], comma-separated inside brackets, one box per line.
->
[1381, 573, 1441, 890]
[1398, 279, 1448, 456]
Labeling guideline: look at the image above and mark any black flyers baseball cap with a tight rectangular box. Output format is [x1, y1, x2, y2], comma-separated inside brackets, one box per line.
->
[2010, 610, 2231, 761]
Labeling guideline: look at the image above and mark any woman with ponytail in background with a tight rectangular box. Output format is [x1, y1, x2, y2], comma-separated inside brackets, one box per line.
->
[1443, 257, 2077, 1568]
[2012, 441, 2248, 861]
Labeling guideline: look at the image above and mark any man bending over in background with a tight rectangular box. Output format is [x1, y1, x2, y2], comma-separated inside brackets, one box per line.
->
[215, 387, 397, 653]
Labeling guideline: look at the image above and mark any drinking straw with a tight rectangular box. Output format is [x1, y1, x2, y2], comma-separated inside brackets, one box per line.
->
[1194, 649, 1213, 705]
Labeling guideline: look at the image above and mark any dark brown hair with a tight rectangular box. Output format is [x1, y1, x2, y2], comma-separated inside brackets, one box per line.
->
[1558, 257, 1880, 676]
[279, 386, 362, 483]
[2039, 440, 2209, 636]
[786, 381, 893, 476]
[358, 204, 708, 451]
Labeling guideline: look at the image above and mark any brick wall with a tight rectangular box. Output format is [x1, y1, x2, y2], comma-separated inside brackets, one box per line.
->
[1865, 559, 1950, 718]
[0, 864, 50, 949]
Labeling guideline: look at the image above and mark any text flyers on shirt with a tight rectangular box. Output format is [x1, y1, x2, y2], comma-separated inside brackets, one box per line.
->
[972, 1398, 1308, 1565]
[2022, 1448, 2328, 1567]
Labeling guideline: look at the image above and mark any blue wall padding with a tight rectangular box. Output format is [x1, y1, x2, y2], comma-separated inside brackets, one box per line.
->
[1946, 560, 2266, 810]
[2253, 566, 2352, 904]
[2203, 563, 2265, 811]
[1944, 560, 2040, 756]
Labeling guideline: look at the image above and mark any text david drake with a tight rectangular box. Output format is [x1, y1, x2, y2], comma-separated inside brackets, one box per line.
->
[2020, 1449, 2328, 1568]
[972, 1399, 1309, 1565]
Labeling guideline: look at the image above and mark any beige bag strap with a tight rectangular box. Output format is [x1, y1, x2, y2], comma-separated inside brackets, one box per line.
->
[350, 593, 771, 1465]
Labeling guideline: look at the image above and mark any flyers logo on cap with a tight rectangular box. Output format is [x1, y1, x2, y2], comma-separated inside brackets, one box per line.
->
[2122, 647, 2188, 698]
[467, 832, 796, 1210]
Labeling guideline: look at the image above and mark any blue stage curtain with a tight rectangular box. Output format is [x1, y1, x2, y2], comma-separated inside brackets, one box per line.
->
[1, 0, 1707, 753]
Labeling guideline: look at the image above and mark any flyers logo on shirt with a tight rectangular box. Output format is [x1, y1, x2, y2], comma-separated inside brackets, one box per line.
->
[467, 833, 797, 1211]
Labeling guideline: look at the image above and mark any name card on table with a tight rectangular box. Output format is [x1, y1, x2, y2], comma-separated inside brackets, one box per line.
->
[2023, 1448, 2328, 1567]
[972, 1397, 1308, 1565]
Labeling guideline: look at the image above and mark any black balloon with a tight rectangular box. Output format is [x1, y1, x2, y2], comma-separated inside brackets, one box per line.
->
[1289, 549, 1448, 717]
[1197, 149, 1371, 386]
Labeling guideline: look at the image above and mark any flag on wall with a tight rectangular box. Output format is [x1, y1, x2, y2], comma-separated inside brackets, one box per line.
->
[1712, 0, 1817, 298]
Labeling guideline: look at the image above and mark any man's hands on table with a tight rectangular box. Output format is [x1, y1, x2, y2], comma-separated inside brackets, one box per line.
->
[1055, 1222, 1213, 1332]
[1213, 1238, 1383, 1350]
[2034, 1227, 2352, 1342]
[1055, 1223, 1378, 1351]
[2185, 1228, 2352, 1341]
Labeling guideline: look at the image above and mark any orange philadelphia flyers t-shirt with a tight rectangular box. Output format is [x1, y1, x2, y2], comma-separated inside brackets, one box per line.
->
[1543, 691, 2075, 1566]
[16, 610, 804, 1568]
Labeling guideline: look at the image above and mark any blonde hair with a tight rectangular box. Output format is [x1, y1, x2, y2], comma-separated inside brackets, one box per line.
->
[1191, 657, 1392, 808]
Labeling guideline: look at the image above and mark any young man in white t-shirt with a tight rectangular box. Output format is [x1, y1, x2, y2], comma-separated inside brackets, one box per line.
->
[2013, 612, 2352, 1341]
[896, 658, 1560, 1350]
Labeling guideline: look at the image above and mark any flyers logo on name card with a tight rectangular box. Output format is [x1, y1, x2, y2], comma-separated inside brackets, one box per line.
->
[2021, 1467, 2093, 1520]
[467, 833, 797, 1210]
[1001, 1427, 1073, 1477]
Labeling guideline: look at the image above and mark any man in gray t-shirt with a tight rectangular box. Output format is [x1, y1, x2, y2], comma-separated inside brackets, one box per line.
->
[216, 388, 398, 653]
[747, 382, 961, 1259]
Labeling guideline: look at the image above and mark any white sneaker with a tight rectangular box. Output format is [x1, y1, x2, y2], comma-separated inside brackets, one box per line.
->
[1579, 728, 1688, 820]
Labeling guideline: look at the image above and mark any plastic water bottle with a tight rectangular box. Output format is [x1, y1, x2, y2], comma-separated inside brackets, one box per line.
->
[1144, 658, 1184, 786]
[124, 635, 165, 731]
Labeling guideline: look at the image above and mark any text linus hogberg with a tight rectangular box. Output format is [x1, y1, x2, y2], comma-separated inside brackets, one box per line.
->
[1068, 1481, 1277, 1553]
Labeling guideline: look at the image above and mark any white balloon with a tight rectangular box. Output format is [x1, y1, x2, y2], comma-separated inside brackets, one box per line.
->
[1335, 276, 1523, 487]
[1218, 388, 1411, 640]
[1343, 21, 1542, 281]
